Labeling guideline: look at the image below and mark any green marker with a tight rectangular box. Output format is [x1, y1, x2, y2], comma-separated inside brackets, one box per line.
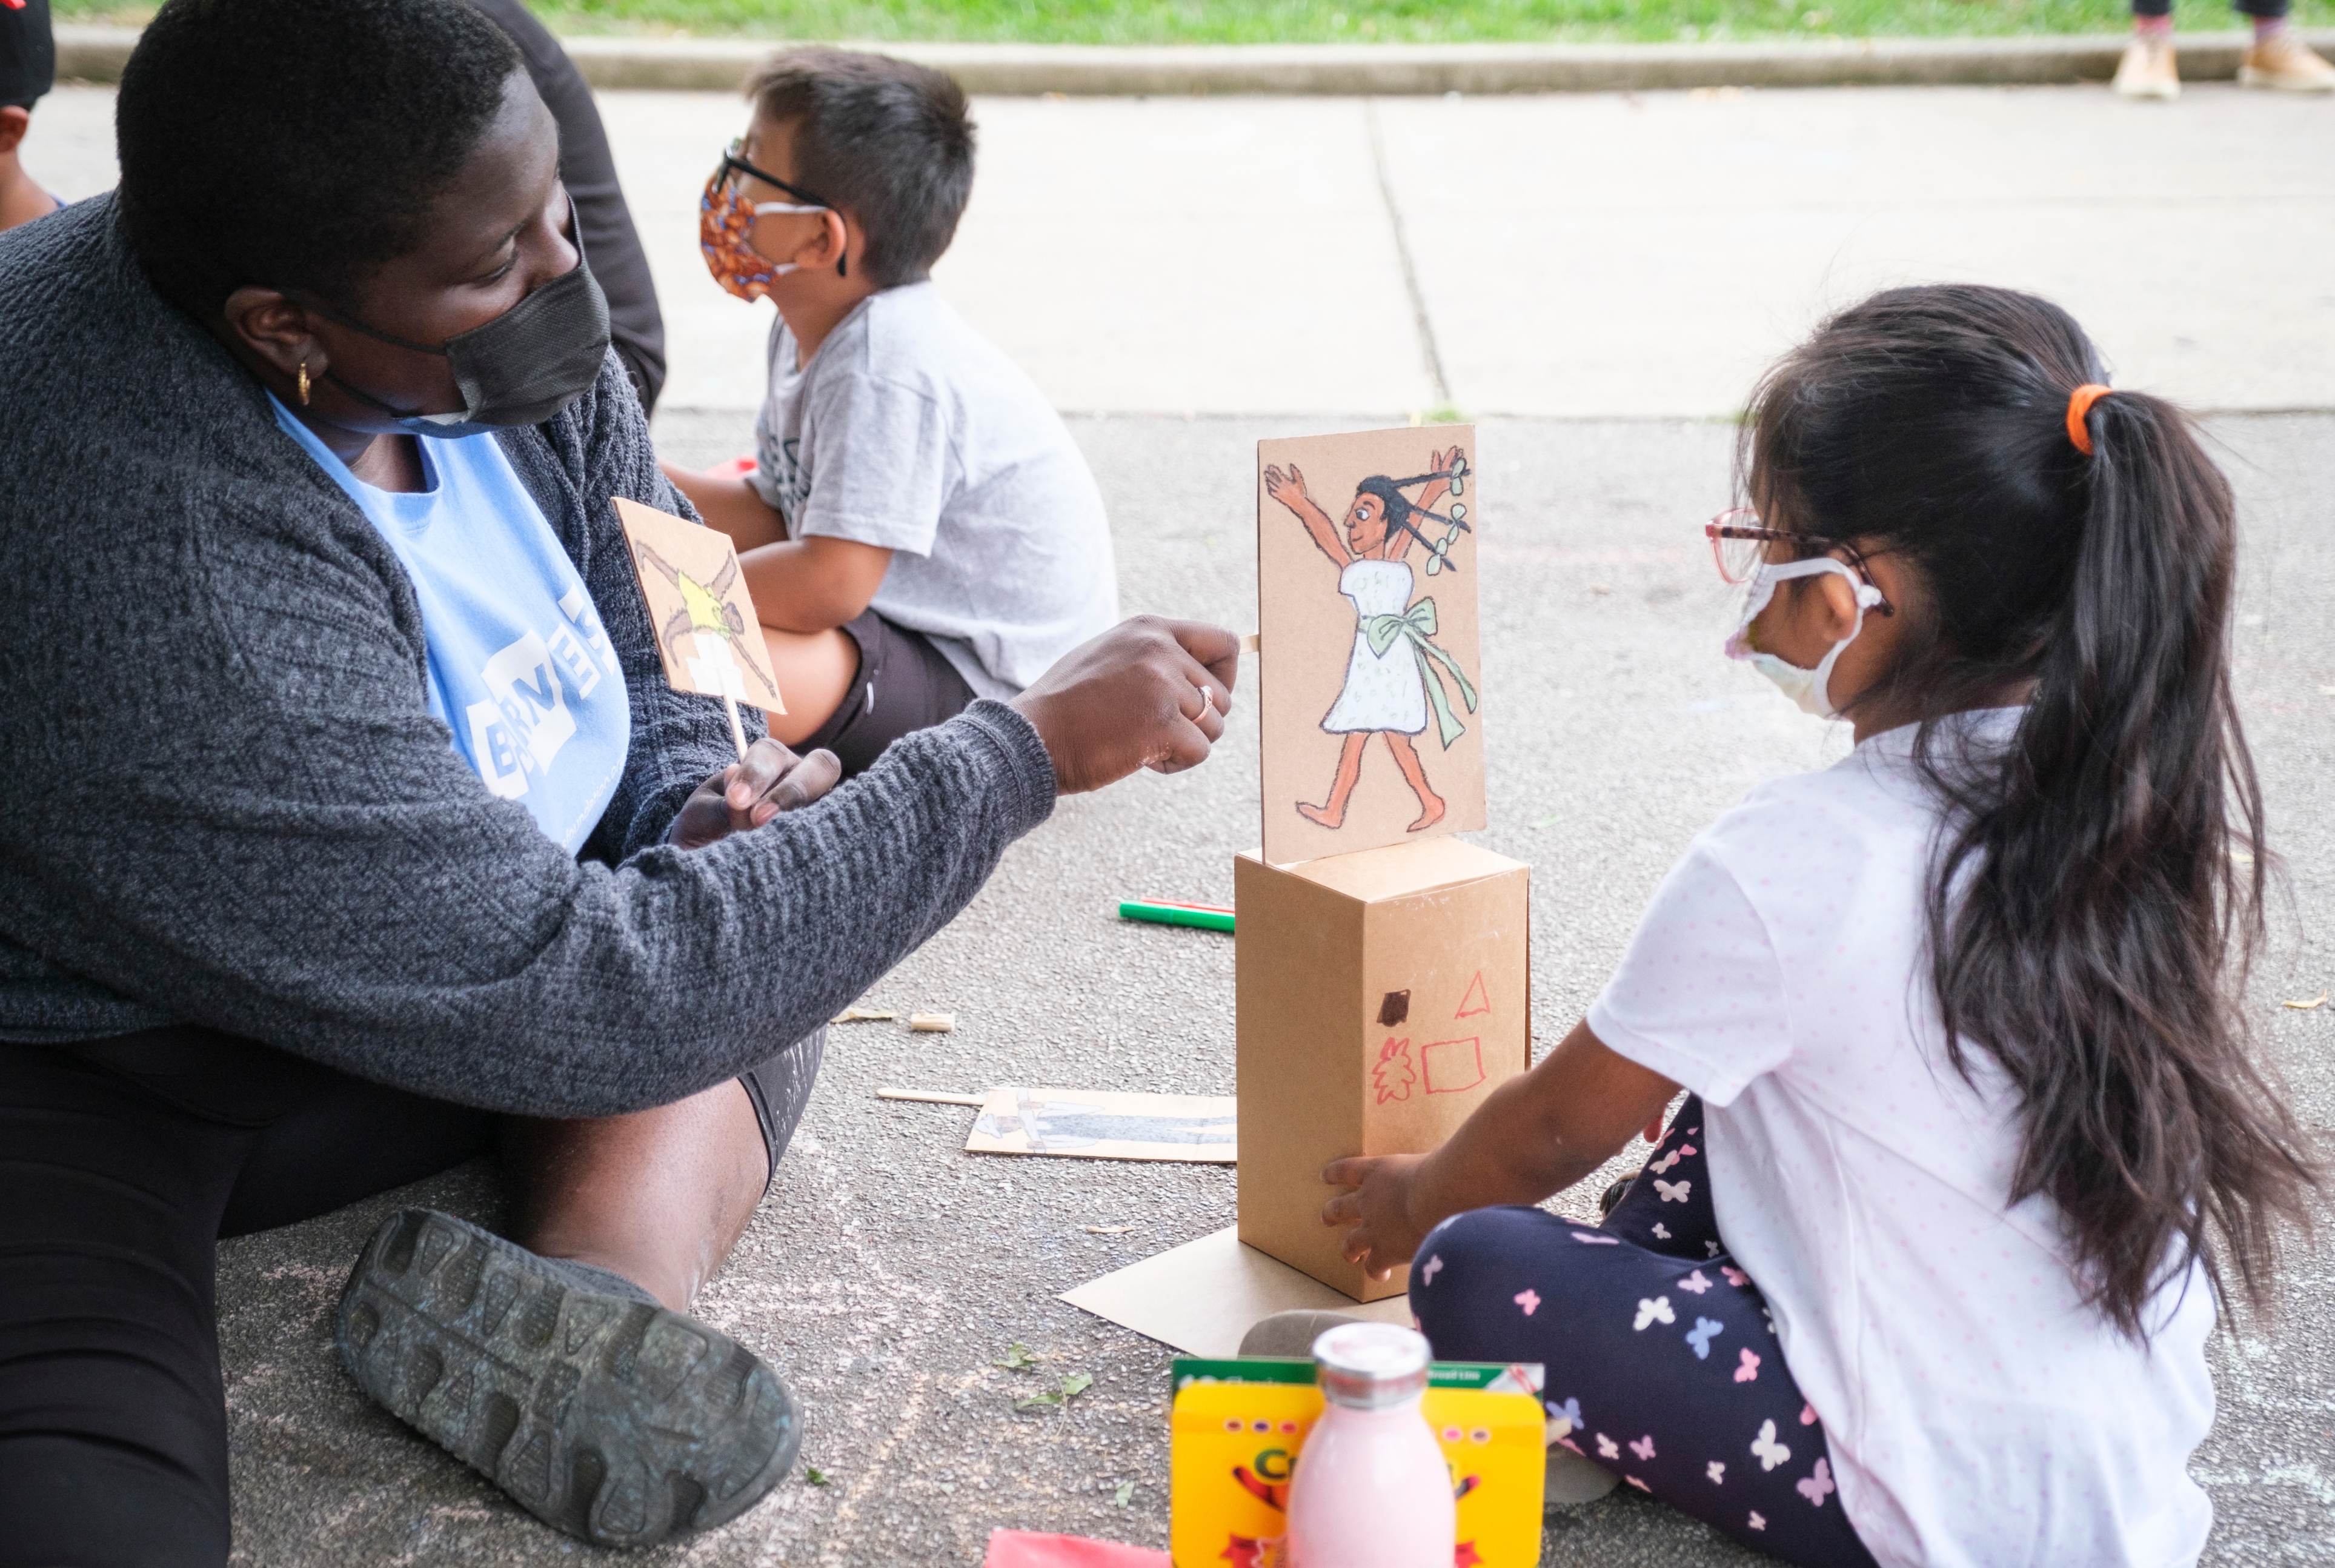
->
[1118, 899, 1234, 934]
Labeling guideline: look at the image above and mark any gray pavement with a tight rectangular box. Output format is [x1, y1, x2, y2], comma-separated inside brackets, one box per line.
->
[24, 82, 2335, 417]
[20, 67, 2333, 1567]
[212, 410, 2335, 1564]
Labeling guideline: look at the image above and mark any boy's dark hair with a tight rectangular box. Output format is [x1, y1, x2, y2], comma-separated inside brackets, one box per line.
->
[1744, 284, 2316, 1339]
[116, 0, 520, 318]
[745, 47, 974, 289]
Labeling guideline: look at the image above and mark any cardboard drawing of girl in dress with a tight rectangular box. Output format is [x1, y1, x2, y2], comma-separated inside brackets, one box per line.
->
[1257, 427, 1485, 864]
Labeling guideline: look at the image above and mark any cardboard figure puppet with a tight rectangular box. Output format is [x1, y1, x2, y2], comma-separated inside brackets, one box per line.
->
[611, 496, 786, 757]
[1262, 443, 1479, 835]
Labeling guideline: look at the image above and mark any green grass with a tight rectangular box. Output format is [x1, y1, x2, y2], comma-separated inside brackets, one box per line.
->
[56, 0, 2333, 44]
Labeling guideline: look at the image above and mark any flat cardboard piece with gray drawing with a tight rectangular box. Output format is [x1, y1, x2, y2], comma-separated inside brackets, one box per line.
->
[965, 1086, 1237, 1164]
[1257, 426, 1485, 866]
[612, 497, 785, 716]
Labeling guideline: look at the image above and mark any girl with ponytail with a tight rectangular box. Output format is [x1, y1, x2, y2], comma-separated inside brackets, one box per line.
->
[1311, 284, 2314, 1566]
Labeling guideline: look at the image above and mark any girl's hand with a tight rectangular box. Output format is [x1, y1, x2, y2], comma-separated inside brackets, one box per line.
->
[1321, 1153, 1433, 1280]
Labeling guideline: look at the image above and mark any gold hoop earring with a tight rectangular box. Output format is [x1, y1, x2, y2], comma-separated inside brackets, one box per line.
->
[297, 359, 311, 406]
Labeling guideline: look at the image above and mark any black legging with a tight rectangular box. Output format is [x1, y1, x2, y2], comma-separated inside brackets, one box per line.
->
[0, 1025, 819, 1567]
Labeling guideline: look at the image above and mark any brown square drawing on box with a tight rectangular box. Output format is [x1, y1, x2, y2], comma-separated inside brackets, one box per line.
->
[1256, 425, 1484, 865]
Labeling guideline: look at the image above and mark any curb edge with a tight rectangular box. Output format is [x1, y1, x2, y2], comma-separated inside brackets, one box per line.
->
[53, 24, 2334, 94]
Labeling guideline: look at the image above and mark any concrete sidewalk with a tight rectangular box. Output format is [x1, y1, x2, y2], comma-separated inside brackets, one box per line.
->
[13, 76, 2333, 1564]
[26, 81, 2335, 419]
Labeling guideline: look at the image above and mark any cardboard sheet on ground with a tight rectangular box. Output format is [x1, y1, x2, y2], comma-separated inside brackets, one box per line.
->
[967, 1087, 1236, 1163]
[1060, 1226, 1411, 1357]
[612, 497, 785, 722]
[1257, 426, 1486, 865]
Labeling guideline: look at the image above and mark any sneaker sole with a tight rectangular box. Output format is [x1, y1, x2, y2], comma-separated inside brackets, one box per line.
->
[335, 1208, 800, 1546]
[2239, 65, 2335, 90]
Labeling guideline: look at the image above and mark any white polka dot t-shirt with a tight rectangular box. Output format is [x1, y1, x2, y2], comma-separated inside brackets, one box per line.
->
[1587, 712, 2216, 1568]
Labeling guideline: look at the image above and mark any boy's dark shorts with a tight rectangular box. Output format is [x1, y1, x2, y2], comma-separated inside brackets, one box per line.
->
[802, 608, 979, 776]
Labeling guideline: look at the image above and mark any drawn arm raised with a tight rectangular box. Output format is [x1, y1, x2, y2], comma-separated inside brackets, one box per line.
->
[1384, 445, 1458, 566]
[1264, 463, 1350, 567]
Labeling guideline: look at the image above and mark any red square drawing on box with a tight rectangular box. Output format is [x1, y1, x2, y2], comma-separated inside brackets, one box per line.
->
[1422, 1037, 1485, 1095]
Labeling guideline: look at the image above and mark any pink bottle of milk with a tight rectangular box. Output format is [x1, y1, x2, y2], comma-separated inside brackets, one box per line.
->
[1283, 1323, 1455, 1568]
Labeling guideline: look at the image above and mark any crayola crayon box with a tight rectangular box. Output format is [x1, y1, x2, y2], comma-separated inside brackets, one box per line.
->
[1168, 1357, 1546, 1568]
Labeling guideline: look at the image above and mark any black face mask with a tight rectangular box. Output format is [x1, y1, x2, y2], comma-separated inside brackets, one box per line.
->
[310, 202, 613, 439]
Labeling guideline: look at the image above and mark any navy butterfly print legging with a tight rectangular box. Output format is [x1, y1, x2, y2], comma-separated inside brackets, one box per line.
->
[1408, 1097, 1881, 1567]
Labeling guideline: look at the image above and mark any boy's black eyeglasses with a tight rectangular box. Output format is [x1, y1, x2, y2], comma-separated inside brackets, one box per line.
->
[1705, 509, 1894, 616]
[710, 141, 834, 212]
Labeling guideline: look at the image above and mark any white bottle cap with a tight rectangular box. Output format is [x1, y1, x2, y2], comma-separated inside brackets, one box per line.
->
[1312, 1322, 1432, 1409]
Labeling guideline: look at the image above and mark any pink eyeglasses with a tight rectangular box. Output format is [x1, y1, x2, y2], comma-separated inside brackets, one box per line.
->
[1704, 508, 1894, 616]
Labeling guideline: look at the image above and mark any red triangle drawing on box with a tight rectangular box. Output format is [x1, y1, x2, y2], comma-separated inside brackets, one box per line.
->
[1456, 971, 1490, 1018]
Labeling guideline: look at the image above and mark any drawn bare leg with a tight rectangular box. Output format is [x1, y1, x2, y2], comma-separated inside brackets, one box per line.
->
[1383, 733, 1447, 832]
[1298, 733, 1369, 829]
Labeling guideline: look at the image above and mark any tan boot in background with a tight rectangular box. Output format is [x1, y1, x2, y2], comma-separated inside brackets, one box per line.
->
[2239, 31, 2335, 90]
[2113, 36, 2182, 99]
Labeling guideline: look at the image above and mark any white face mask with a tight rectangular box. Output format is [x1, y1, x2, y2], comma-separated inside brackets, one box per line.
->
[1724, 557, 1885, 719]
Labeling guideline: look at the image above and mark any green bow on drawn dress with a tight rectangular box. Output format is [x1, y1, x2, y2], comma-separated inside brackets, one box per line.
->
[1362, 597, 1480, 750]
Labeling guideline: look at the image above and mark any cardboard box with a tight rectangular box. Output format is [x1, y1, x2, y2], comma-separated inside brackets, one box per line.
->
[1236, 837, 1530, 1301]
[1168, 1357, 1547, 1568]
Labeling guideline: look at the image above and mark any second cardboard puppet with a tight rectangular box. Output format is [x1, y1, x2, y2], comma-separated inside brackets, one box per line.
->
[1257, 427, 1486, 866]
[613, 496, 785, 754]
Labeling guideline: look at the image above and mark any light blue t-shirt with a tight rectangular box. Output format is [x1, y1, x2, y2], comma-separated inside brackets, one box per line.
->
[271, 399, 630, 852]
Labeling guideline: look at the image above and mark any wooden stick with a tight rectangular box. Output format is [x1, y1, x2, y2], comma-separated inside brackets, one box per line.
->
[723, 693, 748, 760]
[876, 1086, 989, 1106]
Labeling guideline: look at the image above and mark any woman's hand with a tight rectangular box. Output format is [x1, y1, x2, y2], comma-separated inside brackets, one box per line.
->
[1009, 617, 1240, 793]
[667, 737, 842, 849]
[1321, 1153, 1434, 1280]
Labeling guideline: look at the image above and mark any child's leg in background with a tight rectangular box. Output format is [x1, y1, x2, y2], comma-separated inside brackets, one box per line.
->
[1410, 1100, 1878, 1568]
[792, 610, 977, 776]
[757, 624, 859, 749]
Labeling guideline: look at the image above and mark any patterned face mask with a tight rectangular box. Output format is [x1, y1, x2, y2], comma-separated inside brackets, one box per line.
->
[700, 141, 835, 302]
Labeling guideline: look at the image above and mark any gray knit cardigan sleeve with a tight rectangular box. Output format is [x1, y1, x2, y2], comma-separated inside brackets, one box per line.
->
[0, 198, 1057, 1117]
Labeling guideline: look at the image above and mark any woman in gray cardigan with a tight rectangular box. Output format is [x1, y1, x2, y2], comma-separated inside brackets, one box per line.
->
[0, 1, 1235, 1558]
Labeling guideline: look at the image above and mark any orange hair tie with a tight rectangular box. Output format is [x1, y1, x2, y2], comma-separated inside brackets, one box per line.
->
[2065, 383, 2112, 456]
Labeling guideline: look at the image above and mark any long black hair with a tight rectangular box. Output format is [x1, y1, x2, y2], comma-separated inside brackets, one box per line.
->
[1742, 284, 2314, 1337]
[1356, 470, 1468, 560]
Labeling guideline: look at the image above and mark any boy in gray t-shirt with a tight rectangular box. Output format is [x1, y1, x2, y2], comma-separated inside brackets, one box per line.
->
[664, 47, 1118, 775]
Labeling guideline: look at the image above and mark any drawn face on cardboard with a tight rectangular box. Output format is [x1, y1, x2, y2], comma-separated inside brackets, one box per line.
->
[1343, 491, 1392, 559]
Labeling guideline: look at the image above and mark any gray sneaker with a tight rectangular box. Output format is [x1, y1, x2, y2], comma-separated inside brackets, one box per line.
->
[1238, 1309, 1368, 1358]
[336, 1208, 800, 1546]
